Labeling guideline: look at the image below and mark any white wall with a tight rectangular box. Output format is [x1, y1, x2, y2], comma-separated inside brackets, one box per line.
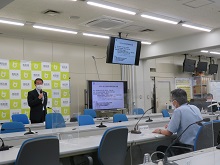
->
[0, 36, 121, 114]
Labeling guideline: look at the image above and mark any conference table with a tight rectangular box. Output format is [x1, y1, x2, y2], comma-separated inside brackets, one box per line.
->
[0, 113, 218, 165]
[23, 113, 164, 131]
[23, 113, 218, 131]
[1, 117, 171, 146]
[0, 127, 171, 165]
[169, 147, 220, 165]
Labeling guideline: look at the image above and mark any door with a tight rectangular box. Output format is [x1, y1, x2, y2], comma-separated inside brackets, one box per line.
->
[155, 77, 174, 113]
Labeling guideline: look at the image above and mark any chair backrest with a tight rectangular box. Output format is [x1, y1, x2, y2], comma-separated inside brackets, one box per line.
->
[162, 109, 170, 117]
[194, 122, 214, 151]
[98, 126, 128, 165]
[113, 114, 128, 123]
[15, 136, 59, 165]
[212, 120, 220, 146]
[78, 115, 95, 126]
[133, 108, 144, 115]
[12, 114, 30, 124]
[45, 113, 66, 129]
[0, 122, 25, 134]
[84, 109, 97, 118]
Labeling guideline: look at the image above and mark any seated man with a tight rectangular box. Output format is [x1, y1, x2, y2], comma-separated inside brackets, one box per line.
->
[153, 88, 203, 157]
[204, 93, 218, 112]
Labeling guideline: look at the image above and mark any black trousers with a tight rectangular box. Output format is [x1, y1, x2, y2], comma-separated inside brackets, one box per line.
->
[157, 143, 194, 159]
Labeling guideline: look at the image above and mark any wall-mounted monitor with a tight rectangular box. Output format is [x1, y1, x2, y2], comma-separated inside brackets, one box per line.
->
[87, 80, 127, 110]
[208, 64, 218, 74]
[106, 37, 141, 66]
[197, 61, 208, 72]
[183, 59, 196, 72]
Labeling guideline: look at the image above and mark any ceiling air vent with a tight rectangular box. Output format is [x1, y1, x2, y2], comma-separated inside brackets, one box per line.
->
[82, 16, 132, 30]
[43, 10, 61, 16]
[140, 29, 154, 32]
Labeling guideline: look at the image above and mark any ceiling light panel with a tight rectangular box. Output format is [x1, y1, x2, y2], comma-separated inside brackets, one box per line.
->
[87, 0, 137, 15]
[201, 50, 208, 53]
[83, 33, 109, 39]
[141, 12, 179, 24]
[182, 23, 212, 32]
[33, 24, 77, 34]
[0, 17, 24, 26]
[141, 41, 152, 45]
[210, 51, 220, 55]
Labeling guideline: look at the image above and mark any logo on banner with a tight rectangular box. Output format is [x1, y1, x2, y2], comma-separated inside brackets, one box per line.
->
[52, 72, 60, 80]
[0, 70, 9, 79]
[10, 90, 21, 99]
[0, 80, 9, 88]
[21, 62, 30, 70]
[10, 70, 21, 79]
[0, 60, 9, 69]
[52, 90, 60, 98]
[42, 62, 51, 71]
[61, 81, 69, 89]
[0, 100, 10, 110]
[60, 63, 69, 72]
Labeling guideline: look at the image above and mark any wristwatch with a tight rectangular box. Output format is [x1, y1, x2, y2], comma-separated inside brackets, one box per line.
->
[158, 129, 162, 134]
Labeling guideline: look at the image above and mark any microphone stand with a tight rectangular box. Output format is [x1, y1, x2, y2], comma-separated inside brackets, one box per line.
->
[145, 115, 153, 122]
[131, 107, 153, 134]
[24, 127, 35, 135]
[0, 137, 12, 151]
[163, 118, 210, 165]
[96, 122, 107, 128]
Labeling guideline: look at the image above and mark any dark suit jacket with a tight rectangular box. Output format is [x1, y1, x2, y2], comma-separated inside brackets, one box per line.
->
[27, 89, 47, 123]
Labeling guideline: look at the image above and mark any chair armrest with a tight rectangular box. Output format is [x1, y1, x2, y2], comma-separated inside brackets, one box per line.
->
[83, 155, 93, 165]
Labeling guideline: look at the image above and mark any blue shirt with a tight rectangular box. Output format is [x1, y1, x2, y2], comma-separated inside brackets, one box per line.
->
[167, 104, 203, 145]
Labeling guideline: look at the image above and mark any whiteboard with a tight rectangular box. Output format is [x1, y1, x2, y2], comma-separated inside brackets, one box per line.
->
[207, 81, 220, 102]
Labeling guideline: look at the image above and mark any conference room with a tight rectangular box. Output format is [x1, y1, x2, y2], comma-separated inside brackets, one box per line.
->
[1, 0, 220, 165]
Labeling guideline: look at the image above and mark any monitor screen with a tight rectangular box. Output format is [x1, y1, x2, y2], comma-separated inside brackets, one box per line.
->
[208, 64, 218, 75]
[87, 80, 127, 110]
[183, 59, 196, 72]
[197, 61, 208, 72]
[106, 37, 141, 65]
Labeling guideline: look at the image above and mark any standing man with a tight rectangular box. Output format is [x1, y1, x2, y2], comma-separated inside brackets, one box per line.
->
[153, 88, 203, 156]
[27, 78, 47, 123]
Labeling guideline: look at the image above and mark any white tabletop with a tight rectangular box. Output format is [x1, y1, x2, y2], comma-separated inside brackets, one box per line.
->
[0, 127, 167, 165]
[1, 117, 170, 146]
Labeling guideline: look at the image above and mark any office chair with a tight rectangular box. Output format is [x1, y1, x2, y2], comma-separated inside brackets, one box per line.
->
[170, 121, 214, 155]
[11, 114, 30, 124]
[0, 122, 25, 134]
[15, 136, 59, 165]
[213, 120, 220, 146]
[45, 113, 66, 129]
[113, 114, 128, 123]
[133, 108, 144, 115]
[193, 121, 214, 151]
[98, 126, 128, 165]
[78, 115, 95, 126]
[84, 109, 97, 118]
[162, 109, 170, 118]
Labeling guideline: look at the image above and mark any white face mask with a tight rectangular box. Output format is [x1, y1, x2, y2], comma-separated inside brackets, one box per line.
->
[36, 85, 43, 90]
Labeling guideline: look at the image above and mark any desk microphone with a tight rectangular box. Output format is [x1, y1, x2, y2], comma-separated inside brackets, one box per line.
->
[96, 122, 107, 128]
[0, 137, 13, 151]
[131, 107, 154, 134]
[163, 118, 210, 165]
